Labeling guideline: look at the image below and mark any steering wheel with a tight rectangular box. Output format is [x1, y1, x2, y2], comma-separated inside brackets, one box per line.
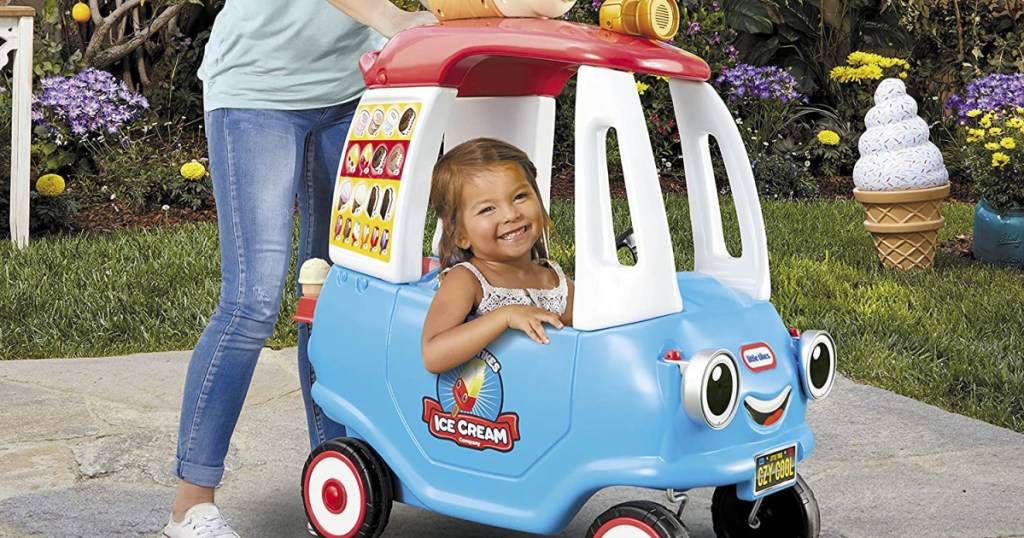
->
[615, 227, 638, 264]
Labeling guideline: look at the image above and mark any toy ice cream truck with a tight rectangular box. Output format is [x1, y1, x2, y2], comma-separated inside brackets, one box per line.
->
[295, 14, 836, 538]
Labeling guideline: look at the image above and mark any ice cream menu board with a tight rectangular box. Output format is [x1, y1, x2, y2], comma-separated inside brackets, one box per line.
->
[331, 102, 421, 262]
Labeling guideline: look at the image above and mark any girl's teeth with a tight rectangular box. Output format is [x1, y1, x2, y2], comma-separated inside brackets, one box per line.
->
[501, 227, 525, 240]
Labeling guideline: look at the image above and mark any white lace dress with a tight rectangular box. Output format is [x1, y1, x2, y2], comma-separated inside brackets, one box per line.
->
[450, 259, 568, 317]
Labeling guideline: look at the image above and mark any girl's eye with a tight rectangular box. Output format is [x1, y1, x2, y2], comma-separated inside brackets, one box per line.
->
[514, 192, 529, 201]
[478, 206, 494, 215]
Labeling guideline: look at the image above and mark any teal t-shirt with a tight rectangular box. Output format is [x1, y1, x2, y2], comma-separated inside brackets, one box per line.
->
[199, 0, 386, 111]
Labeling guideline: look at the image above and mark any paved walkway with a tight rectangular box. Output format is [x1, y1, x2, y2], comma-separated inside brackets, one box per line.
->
[1, 348, 1022, 537]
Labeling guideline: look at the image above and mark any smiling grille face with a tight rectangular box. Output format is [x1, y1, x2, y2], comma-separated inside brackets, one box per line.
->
[743, 386, 792, 427]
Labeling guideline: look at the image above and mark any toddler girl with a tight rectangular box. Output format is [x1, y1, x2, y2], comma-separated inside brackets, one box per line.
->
[421, 138, 574, 374]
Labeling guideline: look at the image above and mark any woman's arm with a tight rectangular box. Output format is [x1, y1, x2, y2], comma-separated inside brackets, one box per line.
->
[326, 0, 437, 38]
[421, 267, 563, 374]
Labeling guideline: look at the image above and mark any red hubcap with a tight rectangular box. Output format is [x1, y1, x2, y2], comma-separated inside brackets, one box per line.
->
[322, 478, 347, 514]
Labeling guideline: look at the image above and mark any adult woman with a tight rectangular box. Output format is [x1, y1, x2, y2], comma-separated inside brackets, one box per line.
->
[162, 2, 435, 536]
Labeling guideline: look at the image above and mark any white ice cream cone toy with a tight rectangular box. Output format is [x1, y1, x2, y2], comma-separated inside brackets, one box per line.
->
[298, 258, 331, 298]
[852, 78, 949, 270]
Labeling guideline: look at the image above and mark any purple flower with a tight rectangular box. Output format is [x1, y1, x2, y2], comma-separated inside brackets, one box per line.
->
[687, 22, 701, 36]
[725, 44, 739, 60]
[714, 63, 807, 104]
[710, 31, 721, 45]
[946, 73, 1024, 121]
[712, 0, 720, 11]
[31, 67, 148, 140]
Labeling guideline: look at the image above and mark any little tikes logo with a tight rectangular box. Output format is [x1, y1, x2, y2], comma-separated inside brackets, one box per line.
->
[741, 342, 776, 372]
[422, 350, 521, 452]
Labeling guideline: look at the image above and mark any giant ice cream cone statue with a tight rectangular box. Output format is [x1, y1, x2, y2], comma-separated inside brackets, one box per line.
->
[852, 78, 950, 270]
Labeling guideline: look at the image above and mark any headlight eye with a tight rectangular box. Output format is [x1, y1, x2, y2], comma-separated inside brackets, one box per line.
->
[799, 331, 836, 400]
[682, 350, 740, 429]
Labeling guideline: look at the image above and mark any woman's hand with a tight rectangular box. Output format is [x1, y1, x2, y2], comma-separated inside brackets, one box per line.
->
[327, 0, 438, 39]
[501, 305, 564, 344]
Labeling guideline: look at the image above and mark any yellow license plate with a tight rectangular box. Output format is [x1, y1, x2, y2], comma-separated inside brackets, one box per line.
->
[754, 445, 796, 495]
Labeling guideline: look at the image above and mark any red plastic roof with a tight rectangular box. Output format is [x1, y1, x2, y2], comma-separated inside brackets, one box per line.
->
[359, 18, 711, 97]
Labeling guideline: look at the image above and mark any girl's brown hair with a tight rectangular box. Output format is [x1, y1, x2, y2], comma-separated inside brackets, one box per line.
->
[430, 138, 550, 272]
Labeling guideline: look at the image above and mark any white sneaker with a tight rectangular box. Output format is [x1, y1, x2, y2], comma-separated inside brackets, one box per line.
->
[161, 503, 241, 538]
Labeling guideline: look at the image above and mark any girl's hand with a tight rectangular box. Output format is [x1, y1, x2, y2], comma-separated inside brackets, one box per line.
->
[501, 305, 564, 344]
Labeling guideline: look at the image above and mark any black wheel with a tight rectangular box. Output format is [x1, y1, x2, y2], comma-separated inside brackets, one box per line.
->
[302, 438, 393, 538]
[587, 500, 690, 538]
[615, 227, 638, 263]
[711, 474, 820, 538]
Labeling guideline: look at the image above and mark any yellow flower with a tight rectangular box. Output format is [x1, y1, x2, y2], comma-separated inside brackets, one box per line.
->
[989, 127, 1003, 136]
[985, 142, 1001, 151]
[180, 161, 208, 181]
[1001, 137, 1017, 149]
[898, 71, 908, 79]
[817, 130, 840, 146]
[654, 75, 669, 82]
[860, 64, 883, 80]
[967, 128, 986, 139]
[36, 173, 65, 197]
[967, 109, 982, 118]
[991, 152, 1010, 168]
[980, 116, 992, 129]
[636, 81, 650, 95]
[1007, 117, 1024, 129]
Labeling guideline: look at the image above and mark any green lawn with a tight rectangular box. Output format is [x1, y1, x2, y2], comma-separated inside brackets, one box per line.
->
[2, 197, 1021, 433]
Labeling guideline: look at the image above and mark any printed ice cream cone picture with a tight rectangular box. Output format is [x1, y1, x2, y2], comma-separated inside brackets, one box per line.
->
[852, 78, 949, 270]
[381, 229, 390, 254]
[337, 180, 353, 212]
[371, 227, 381, 250]
[351, 183, 368, 216]
[451, 358, 488, 417]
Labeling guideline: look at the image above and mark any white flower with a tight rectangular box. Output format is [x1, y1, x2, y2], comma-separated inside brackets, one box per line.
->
[804, 160, 811, 167]
[100, 186, 107, 192]
[162, 204, 170, 211]
[110, 194, 116, 201]
[735, 117, 744, 125]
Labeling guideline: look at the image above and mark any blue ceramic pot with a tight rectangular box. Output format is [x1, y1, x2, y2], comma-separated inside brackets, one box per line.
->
[973, 198, 1024, 268]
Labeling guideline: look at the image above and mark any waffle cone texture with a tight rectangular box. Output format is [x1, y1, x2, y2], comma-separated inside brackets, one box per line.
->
[853, 184, 949, 269]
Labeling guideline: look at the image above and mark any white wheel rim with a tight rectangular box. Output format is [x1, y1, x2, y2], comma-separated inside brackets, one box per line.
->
[305, 452, 365, 538]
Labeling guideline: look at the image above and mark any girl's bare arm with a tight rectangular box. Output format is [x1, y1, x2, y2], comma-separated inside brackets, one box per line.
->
[421, 267, 563, 374]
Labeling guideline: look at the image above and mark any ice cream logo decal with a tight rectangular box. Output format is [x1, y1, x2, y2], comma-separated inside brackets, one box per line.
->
[422, 349, 521, 452]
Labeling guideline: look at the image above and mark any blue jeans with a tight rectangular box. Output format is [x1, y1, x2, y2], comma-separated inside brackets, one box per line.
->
[173, 104, 353, 488]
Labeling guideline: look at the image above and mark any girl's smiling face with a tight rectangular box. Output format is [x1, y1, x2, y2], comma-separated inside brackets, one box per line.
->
[455, 163, 546, 264]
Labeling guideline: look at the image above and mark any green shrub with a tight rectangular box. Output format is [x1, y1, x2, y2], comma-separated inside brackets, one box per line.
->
[84, 124, 212, 211]
[749, 152, 818, 199]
